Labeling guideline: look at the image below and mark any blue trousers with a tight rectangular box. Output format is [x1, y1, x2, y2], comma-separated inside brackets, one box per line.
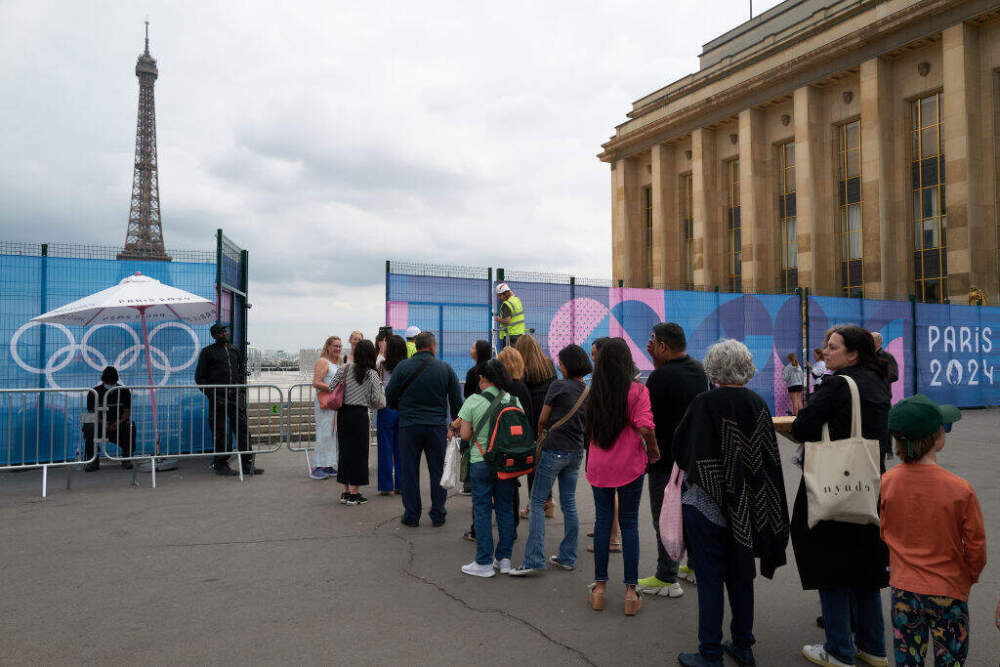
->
[522, 449, 582, 569]
[819, 586, 885, 664]
[470, 461, 515, 565]
[398, 424, 448, 525]
[376, 408, 401, 493]
[683, 504, 755, 661]
[592, 474, 644, 585]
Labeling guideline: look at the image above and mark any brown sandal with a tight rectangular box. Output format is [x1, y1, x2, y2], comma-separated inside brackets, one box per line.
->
[544, 498, 555, 518]
[586, 541, 622, 553]
[588, 582, 606, 611]
[519, 507, 530, 519]
[624, 586, 642, 616]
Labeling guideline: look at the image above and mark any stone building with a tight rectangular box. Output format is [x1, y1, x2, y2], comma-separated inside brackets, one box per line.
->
[599, 0, 1000, 304]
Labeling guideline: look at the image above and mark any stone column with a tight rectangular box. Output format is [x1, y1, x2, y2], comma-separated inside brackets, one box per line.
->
[739, 109, 775, 292]
[942, 23, 996, 301]
[611, 157, 643, 286]
[793, 84, 836, 294]
[692, 128, 720, 289]
[651, 143, 677, 288]
[860, 57, 897, 298]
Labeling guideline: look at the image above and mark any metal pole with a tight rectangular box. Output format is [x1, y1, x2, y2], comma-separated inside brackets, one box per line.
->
[910, 294, 918, 396]
[215, 229, 223, 325]
[385, 260, 390, 326]
[570, 276, 576, 344]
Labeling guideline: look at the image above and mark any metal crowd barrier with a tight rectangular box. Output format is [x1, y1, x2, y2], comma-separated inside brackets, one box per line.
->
[286, 383, 379, 475]
[0, 387, 98, 497]
[100, 384, 285, 488]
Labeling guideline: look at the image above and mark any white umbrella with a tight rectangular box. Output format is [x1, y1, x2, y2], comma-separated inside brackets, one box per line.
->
[32, 272, 216, 459]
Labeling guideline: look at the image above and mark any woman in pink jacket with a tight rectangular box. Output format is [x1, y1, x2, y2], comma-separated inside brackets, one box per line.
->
[584, 338, 660, 616]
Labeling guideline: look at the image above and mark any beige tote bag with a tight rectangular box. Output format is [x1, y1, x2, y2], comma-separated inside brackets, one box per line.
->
[803, 375, 881, 529]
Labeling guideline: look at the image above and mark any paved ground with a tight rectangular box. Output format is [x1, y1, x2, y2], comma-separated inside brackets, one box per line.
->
[2, 408, 998, 666]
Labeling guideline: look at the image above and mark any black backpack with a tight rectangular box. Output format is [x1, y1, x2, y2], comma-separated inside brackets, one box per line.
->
[473, 389, 536, 479]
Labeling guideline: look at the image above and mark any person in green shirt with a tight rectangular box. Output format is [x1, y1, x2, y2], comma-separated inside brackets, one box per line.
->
[451, 359, 522, 578]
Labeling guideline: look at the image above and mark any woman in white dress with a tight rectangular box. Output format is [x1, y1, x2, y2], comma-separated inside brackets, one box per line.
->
[311, 336, 342, 480]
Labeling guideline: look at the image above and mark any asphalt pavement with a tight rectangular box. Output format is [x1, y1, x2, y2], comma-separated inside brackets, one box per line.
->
[2, 408, 998, 665]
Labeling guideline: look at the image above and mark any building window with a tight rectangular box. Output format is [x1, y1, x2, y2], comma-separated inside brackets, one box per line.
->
[778, 141, 797, 292]
[911, 92, 947, 303]
[681, 173, 693, 288]
[643, 186, 653, 288]
[838, 120, 863, 297]
[726, 159, 741, 292]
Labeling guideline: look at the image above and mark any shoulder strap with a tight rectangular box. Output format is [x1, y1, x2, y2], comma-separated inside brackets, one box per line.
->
[398, 356, 434, 399]
[473, 390, 508, 457]
[547, 383, 589, 433]
[840, 374, 863, 438]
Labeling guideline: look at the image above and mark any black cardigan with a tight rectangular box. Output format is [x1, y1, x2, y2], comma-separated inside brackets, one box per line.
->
[789, 364, 890, 591]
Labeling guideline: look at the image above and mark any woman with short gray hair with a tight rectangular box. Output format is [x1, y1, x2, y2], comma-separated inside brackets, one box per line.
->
[671, 339, 790, 666]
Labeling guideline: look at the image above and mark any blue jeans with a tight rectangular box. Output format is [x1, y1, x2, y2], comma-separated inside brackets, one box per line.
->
[592, 473, 644, 585]
[398, 424, 448, 525]
[376, 408, 401, 492]
[819, 587, 886, 664]
[521, 449, 583, 569]
[683, 504, 755, 661]
[470, 461, 515, 565]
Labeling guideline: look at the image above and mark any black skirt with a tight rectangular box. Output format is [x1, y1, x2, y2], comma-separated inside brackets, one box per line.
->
[336, 405, 370, 486]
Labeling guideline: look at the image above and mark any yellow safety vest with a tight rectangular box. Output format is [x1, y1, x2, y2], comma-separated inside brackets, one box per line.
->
[500, 295, 525, 339]
[406, 341, 417, 358]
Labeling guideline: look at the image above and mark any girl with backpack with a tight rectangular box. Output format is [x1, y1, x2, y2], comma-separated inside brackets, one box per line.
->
[452, 359, 524, 577]
[584, 338, 660, 615]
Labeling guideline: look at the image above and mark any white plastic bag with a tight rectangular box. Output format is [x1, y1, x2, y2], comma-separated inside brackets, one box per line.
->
[803, 375, 881, 528]
[440, 437, 462, 490]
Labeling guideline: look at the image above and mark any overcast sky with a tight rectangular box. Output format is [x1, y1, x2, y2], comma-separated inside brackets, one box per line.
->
[0, 0, 783, 351]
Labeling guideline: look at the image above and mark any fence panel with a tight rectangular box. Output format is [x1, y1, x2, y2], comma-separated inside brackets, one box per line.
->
[0, 388, 97, 469]
[915, 303, 1000, 407]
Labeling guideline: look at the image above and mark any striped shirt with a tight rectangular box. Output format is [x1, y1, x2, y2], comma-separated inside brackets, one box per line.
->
[332, 365, 386, 408]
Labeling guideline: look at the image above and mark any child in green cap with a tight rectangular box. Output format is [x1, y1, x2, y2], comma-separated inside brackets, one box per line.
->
[881, 395, 986, 666]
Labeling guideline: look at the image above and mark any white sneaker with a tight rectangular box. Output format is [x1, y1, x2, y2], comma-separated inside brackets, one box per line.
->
[854, 649, 888, 667]
[507, 565, 540, 577]
[801, 644, 850, 666]
[658, 582, 684, 598]
[461, 561, 496, 578]
[493, 558, 512, 574]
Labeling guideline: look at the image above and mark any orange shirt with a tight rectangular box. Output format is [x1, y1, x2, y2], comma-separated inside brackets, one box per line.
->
[880, 463, 986, 601]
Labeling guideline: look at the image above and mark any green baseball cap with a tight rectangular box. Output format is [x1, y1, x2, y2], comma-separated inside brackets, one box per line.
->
[888, 394, 961, 439]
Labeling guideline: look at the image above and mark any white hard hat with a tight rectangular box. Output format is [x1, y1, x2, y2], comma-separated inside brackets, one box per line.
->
[405, 325, 421, 338]
[496, 282, 511, 295]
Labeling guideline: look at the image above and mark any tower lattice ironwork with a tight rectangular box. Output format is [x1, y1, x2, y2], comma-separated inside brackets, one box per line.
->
[118, 22, 170, 261]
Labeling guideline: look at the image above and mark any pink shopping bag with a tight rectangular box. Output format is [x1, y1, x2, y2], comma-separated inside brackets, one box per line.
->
[659, 463, 685, 562]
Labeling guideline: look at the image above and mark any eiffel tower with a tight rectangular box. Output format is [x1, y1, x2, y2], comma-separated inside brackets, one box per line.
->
[118, 22, 170, 261]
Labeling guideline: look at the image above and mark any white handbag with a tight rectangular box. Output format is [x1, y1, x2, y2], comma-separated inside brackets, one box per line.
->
[803, 375, 881, 529]
[440, 436, 462, 490]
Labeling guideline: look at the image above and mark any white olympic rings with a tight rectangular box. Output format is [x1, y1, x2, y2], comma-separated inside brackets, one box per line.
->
[10, 320, 202, 390]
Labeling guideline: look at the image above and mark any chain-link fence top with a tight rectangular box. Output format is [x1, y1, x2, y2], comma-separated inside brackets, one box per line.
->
[388, 261, 490, 280]
[0, 240, 214, 263]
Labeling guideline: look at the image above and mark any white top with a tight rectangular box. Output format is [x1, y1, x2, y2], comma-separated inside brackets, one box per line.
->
[810, 360, 828, 386]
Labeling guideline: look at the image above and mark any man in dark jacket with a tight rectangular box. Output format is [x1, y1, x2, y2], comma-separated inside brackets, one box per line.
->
[386, 331, 462, 527]
[195, 323, 261, 476]
[82, 366, 135, 471]
[638, 323, 709, 598]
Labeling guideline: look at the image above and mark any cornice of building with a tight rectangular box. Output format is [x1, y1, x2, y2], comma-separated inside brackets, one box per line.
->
[597, 0, 990, 163]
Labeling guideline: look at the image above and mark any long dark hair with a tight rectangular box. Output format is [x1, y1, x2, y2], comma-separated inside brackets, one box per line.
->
[476, 359, 513, 394]
[833, 325, 888, 379]
[381, 335, 407, 373]
[585, 338, 633, 450]
[473, 339, 492, 365]
[352, 339, 377, 383]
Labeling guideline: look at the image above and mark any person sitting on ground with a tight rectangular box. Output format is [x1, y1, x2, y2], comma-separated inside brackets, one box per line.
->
[584, 338, 660, 617]
[516, 334, 557, 519]
[509, 344, 592, 577]
[310, 336, 341, 480]
[672, 339, 790, 667]
[637, 322, 708, 600]
[451, 359, 521, 577]
[881, 395, 985, 667]
[83, 366, 135, 471]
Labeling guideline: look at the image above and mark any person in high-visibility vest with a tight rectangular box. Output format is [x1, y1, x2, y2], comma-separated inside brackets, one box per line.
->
[405, 326, 420, 358]
[495, 282, 525, 349]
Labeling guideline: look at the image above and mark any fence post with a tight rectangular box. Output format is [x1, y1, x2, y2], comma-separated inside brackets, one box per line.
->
[714, 285, 721, 342]
[38, 244, 48, 392]
[215, 229, 223, 325]
[385, 260, 390, 326]
[799, 287, 809, 398]
[487, 267, 494, 349]
[909, 294, 918, 395]
[570, 276, 576, 344]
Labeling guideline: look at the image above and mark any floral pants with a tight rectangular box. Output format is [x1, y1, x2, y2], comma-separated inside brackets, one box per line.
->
[891, 587, 969, 666]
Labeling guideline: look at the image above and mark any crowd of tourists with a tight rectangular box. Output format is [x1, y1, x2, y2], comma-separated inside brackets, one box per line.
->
[189, 306, 986, 667]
